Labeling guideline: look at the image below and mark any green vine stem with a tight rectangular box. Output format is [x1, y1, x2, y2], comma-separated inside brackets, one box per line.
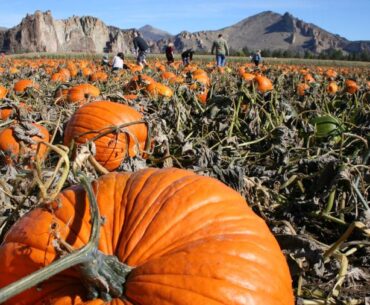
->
[0, 173, 133, 303]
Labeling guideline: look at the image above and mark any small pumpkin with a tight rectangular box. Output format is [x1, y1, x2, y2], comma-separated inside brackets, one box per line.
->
[197, 88, 209, 104]
[254, 75, 273, 93]
[145, 82, 173, 98]
[0, 102, 29, 121]
[297, 82, 310, 96]
[0, 167, 294, 305]
[192, 69, 210, 86]
[303, 73, 315, 84]
[63, 100, 148, 171]
[0, 85, 8, 99]
[89, 71, 108, 82]
[50, 72, 69, 83]
[0, 122, 49, 164]
[241, 72, 255, 82]
[345, 79, 358, 94]
[67, 83, 100, 105]
[125, 74, 155, 92]
[327, 81, 338, 94]
[13, 79, 40, 94]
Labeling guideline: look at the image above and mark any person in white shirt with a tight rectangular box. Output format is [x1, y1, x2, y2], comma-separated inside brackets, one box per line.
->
[112, 52, 124, 71]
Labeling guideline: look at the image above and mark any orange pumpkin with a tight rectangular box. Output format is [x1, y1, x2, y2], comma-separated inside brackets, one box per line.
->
[67, 84, 100, 105]
[197, 88, 209, 104]
[254, 75, 273, 93]
[146, 82, 174, 98]
[161, 71, 177, 80]
[325, 69, 337, 79]
[327, 81, 338, 94]
[303, 73, 315, 84]
[13, 79, 40, 94]
[297, 82, 310, 96]
[0, 167, 294, 305]
[81, 67, 93, 77]
[58, 68, 71, 80]
[0, 122, 49, 164]
[64, 100, 148, 171]
[241, 72, 255, 82]
[125, 74, 155, 91]
[0, 102, 29, 121]
[345, 79, 358, 94]
[50, 72, 69, 83]
[90, 71, 108, 82]
[192, 69, 210, 86]
[0, 85, 8, 99]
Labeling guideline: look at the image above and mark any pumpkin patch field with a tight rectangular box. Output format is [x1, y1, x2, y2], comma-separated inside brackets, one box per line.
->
[0, 55, 369, 305]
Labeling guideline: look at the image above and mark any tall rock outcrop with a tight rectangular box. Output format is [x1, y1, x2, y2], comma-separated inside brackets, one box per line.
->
[1, 10, 136, 53]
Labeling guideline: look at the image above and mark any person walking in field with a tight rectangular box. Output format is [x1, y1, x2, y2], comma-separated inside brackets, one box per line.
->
[211, 33, 229, 67]
[165, 42, 175, 64]
[251, 50, 262, 67]
[133, 32, 150, 67]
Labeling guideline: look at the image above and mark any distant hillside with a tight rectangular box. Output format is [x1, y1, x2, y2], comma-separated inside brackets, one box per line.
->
[139, 25, 172, 41]
[163, 11, 370, 55]
[0, 10, 368, 55]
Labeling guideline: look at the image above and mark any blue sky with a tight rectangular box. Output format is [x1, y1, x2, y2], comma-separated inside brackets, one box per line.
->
[0, 0, 369, 41]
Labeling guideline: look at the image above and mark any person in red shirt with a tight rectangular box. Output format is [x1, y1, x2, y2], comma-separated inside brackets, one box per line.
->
[165, 42, 175, 64]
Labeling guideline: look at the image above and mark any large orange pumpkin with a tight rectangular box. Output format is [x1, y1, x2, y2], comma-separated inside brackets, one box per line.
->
[0, 167, 294, 305]
[63, 100, 148, 171]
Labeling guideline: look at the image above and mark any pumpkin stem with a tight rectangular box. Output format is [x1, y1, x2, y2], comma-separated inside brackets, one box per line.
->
[0, 173, 99, 303]
[78, 248, 133, 301]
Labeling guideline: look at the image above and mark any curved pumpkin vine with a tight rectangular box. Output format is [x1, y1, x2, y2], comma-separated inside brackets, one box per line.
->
[0, 172, 134, 303]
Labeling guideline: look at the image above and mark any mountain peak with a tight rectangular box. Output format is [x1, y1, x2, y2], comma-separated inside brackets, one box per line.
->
[138, 24, 172, 41]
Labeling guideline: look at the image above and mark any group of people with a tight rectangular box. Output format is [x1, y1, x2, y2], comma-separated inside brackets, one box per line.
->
[103, 31, 150, 71]
[104, 31, 263, 71]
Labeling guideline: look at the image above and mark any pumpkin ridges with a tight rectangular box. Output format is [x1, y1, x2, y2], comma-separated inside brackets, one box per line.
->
[0, 168, 294, 305]
[64, 101, 147, 171]
[114, 168, 195, 258]
[127, 248, 291, 304]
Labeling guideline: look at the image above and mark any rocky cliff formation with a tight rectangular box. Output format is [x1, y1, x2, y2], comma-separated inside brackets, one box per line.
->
[1, 10, 136, 53]
[0, 10, 368, 55]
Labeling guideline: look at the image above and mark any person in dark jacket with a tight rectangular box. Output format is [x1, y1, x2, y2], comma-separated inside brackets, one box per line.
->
[165, 42, 175, 64]
[251, 50, 262, 67]
[181, 48, 194, 66]
[133, 31, 150, 67]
